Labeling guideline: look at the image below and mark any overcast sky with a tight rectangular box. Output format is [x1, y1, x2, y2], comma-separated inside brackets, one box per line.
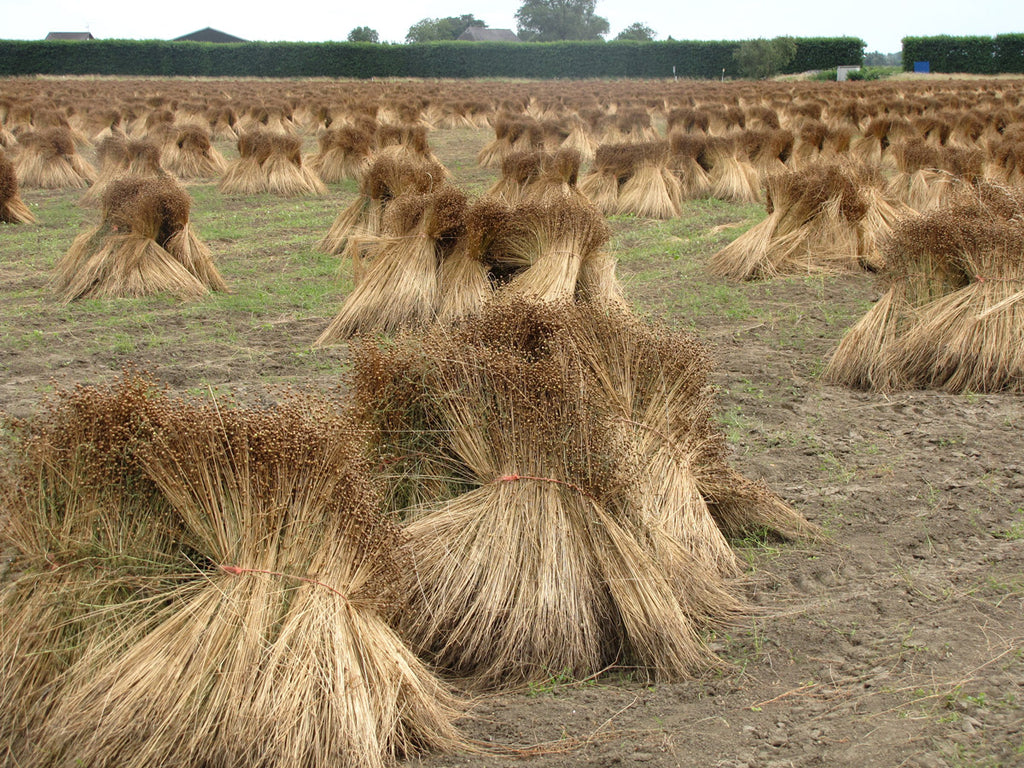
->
[2, 0, 1022, 55]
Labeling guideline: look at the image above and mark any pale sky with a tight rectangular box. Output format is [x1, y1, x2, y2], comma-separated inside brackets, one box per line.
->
[1, 0, 1022, 55]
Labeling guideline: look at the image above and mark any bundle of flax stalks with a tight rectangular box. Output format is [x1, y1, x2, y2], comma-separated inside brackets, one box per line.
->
[885, 138, 984, 212]
[79, 137, 169, 207]
[667, 132, 712, 200]
[523, 147, 586, 206]
[485, 148, 543, 203]
[0, 375, 177, 760]
[2, 374, 464, 768]
[307, 124, 375, 183]
[709, 161, 893, 280]
[352, 298, 814, 687]
[317, 154, 447, 263]
[0, 150, 35, 223]
[476, 115, 542, 168]
[703, 136, 761, 204]
[375, 123, 447, 170]
[987, 132, 1024, 187]
[220, 129, 326, 196]
[53, 176, 227, 302]
[615, 141, 682, 219]
[495, 196, 613, 302]
[162, 125, 228, 179]
[315, 185, 467, 344]
[827, 184, 1024, 393]
[436, 196, 514, 324]
[11, 127, 96, 189]
[578, 143, 634, 214]
[487, 147, 585, 206]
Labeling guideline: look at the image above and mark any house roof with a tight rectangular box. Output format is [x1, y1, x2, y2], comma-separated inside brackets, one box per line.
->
[45, 32, 95, 41]
[173, 27, 247, 43]
[457, 27, 519, 42]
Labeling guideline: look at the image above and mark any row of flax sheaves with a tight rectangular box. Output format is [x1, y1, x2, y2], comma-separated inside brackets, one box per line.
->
[5, 76, 1024, 207]
[0, 118, 441, 198]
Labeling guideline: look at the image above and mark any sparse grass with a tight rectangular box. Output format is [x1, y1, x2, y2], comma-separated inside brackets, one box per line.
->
[995, 508, 1024, 541]
[730, 527, 785, 568]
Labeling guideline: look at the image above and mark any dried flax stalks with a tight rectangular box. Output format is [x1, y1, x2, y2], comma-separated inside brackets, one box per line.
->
[220, 129, 325, 196]
[11, 127, 96, 189]
[53, 176, 227, 302]
[315, 185, 467, 344]
[0, 376, 178, 761]
[825, 183, 1024, 393]
[79, 137, 170, 207]
[496, 197, 611, 302]
[2, 374, 464, 768]
[667, 132, 712, 200]
[578, 143, 633, 214]
[885, 138, 983, 212]
[615, 141, 682, 219]
[162, 125, 228, 179]
[579, 142, 681, 219]
[485, 148, 543, 203]
[308, 124, 374, 183]
[709, 162, 897, 280]
[703, 136, 761, 204]
[0, 150, 35, 223]
[477, 115, 542, 168]
[317, 192, 624, 343]
[436, 196, 513, 324]
[353, 299, 815, 688]
[317, 154, 447, 263]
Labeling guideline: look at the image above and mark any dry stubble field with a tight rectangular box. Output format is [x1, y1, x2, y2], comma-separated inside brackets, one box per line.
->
[1, 82, 1023, 768]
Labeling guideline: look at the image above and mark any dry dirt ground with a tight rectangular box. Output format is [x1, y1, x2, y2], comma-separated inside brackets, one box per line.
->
[1, 108, 1022, 768]
[412, 273, 1024, 768]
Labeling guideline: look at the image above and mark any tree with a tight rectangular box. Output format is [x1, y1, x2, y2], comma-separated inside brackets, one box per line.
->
[614, 22, 655, 41]
[347, 26, 379, 43]
[405, 15, 487, 44]
[515, 0, 610, 42]
[733, 36, 798, 79]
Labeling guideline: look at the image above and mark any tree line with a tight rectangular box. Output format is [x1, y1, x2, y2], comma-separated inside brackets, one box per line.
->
[346, 0, 656, 44]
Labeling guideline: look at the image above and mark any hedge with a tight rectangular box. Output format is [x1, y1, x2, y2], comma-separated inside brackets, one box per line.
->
[0, 37, 864, 79]
[902, 34, 1024, 74]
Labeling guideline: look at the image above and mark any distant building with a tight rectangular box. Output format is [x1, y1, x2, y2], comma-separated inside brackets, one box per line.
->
[173, 27, 247, 43]
[457, 27, 519, 42]
[45, 32, 95, 41]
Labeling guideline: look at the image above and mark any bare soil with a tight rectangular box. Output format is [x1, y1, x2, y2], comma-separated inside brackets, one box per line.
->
[1, 114, 1022, 768]
[413, 272, 1024, 768]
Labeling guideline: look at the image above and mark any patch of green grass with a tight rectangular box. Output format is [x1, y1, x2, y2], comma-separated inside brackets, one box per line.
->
[525, 668, 597, 696]
[730, 527, 784, 568]
[994, 508, 1024, 541]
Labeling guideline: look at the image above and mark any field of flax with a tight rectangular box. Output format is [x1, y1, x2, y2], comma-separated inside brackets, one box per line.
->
[1, 76, 1023, 768]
